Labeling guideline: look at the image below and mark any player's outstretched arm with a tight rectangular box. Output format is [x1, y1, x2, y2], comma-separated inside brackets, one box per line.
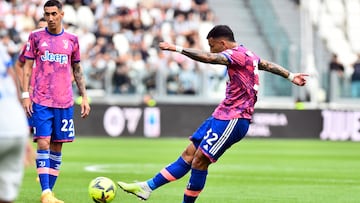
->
[259, 59, 308, 86]
[72, 62, 91, 118]
[159, 42, 229, 65]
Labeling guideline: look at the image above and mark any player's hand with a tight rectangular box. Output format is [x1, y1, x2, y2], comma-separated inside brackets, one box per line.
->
[159, 42, 176, 52]
[292, 73, 309, 86]
[22, 98, 33, 117]
[80, 97, 91, 118]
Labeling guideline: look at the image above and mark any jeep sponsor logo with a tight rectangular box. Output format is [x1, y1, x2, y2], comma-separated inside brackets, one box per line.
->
[41, 50, 68, 64]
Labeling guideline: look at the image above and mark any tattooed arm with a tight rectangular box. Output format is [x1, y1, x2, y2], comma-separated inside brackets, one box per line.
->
[259, 59, 308, 86]
[22, 59, 35, 116]
[158, 42, 308, 86]
[159, 42, 230, 65]
[258, 59, 291, 78]
[72, 62, 91, 118]
[182, 48, 229, 65]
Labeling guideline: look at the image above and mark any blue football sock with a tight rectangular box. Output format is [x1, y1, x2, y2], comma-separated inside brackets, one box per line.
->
[147, 157, 191, 190]
[36, 149, 50, 192]
[49, 151, 62, 190]
[183, 168, 208, 203]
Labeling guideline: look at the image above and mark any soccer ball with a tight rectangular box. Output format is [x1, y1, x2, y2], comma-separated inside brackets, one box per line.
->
[88, 177, 117, 203]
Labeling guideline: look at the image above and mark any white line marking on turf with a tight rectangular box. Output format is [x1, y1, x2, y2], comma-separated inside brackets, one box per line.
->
[84, 163, 358, 184]
[84, 163, 163, 173]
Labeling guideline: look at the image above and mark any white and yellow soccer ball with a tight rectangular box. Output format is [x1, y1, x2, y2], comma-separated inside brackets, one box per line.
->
[88, 177, 117, 203]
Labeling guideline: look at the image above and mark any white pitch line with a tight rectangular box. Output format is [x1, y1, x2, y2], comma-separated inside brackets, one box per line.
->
[84, 163, 164, 173]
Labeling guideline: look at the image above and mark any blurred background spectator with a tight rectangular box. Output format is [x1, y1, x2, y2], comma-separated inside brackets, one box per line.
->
[2, 0, 360, 106]
[0, 0, 219, 97]
[351, 54, 360, 98]
[327, 54, 345, 101]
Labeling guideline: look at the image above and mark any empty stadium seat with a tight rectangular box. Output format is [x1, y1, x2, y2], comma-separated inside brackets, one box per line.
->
[62, 4, 77, 26]
[76, 6, 95, 30]
[112, 33, 130, 55]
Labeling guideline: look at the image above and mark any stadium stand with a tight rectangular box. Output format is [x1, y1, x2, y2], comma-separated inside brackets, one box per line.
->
[1, 0, 359, 106]
[307, 0, 360, 103]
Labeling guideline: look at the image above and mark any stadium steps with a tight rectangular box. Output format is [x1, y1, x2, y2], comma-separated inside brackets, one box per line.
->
[207, 0, 272, 61]
[268, 0, 301, 47]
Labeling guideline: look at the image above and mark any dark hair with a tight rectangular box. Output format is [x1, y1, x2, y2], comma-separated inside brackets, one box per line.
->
[38, 17, 46, 22]
[44, 0, 62, 10]
[206, 25, 235, 42]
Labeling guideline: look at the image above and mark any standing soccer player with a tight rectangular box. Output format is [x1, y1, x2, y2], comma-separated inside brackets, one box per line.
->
[0, 40, 29, 203]
[22, 1, 91, 203]
[117, 25, 308, 203]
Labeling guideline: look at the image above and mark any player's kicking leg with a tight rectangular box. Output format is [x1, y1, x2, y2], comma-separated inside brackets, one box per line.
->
[117, 155, 192, 201]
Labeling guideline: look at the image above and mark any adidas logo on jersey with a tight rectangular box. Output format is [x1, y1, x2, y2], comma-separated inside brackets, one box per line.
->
[41, 42, 48, 47]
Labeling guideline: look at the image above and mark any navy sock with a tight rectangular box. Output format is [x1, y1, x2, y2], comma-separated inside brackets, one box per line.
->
[147, 157, 191, 190]
[36, 149, 50, 192]
[49, 151, 62, 190]
[183, 168, 208, 203]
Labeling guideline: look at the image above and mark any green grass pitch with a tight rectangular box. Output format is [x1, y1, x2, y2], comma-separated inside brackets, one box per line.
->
[17, 137, 360, 203]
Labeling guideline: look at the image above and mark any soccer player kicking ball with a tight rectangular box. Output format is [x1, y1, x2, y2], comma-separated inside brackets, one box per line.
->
[117, 25, 308, 203]
[22, 1, 91, 203]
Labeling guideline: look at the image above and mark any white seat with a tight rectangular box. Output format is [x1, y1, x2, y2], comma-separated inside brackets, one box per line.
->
[317, 10, 334, 40]
[76, 6, 95, 30]
[78, 31, 96, 53]
[344, 0, 360, 14]
[308, 0, 321, 25]
[324, 0, 345, 27]
[112, 0, 139, 9]
[326, 27, 348, 53]
[346, 14, 360, 51]
[161, 22, 173, 42]
[344, 0, 360, 53]
[198, 22, 214, 50]
[112, 33, 130, 55]
[142, 32, 154, 49]
[62, 5, 77, 25]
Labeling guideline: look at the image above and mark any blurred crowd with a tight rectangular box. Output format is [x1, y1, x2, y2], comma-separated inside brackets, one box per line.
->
[0, 0, 227, 96]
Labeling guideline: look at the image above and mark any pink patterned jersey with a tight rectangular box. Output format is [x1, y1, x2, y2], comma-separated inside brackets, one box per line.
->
[18, 45, 26, 64]
[24, 28, 80, 108]
[212, 45, 260, 120]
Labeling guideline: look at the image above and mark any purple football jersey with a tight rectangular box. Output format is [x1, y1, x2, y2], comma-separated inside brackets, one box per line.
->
[18, 44, 26, 64]
[212, 45, 260, 120]
[24, 28, 80, 108]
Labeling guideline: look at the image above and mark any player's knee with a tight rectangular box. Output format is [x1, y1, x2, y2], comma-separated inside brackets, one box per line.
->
[191, 152, 211, 170]
[181, 151, 194, 164]
[50, 142, 63, 152]
[37, 138, 51, 150]
[181, 143, 197, 163]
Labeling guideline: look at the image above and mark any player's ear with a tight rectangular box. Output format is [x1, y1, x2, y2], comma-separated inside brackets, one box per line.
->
[220, 39, 226, 47]
[58, 7, 64, 18]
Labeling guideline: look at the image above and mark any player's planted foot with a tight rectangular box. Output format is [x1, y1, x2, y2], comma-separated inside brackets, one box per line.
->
[40, 191, 56, 203]
[117, 181, 152, 200]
